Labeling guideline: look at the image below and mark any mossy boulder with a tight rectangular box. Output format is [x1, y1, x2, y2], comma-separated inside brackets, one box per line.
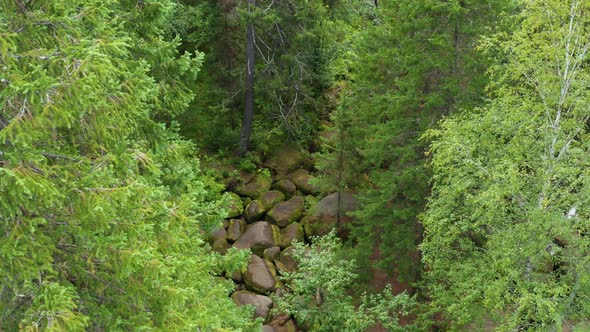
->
[276, 246, 297, 274]
[264, 143, 313, 178]
[225, 192, 244, 218]
[236, 173, 272, 199]
[231, 290, 273, 320]
[288, 169, 319, 195]
[301, 191, 358, 239]
[272, 179, 297, 197]
[266, 196, 304, 227]
[233, 222, 281, 256]
[213, 238, 229, 254]
[226, 219, 246, 242]
[279, 222, 304, 248]
[261, 190, 285, 209]
[208, 227, 226, 244]
[263, 246, 281, 261]
[243, 254, 279, 294]
[245, 200, 266, 222]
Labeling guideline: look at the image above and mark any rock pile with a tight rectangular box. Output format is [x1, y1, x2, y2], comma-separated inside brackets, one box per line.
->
[208, 147, 358, 331]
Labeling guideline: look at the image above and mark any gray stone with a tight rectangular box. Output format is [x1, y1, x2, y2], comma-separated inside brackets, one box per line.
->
[226, 219, 246, 242]
[301, 191, 358, 239]
[245, 200, 266, 222]
[289, 169, 319, 195]
[231, 290, 273, 320]
[272, 179, 297, 197]
[236, 173, 272, 199]
[233, 222, 281, 256]
[266, 196, 304, 227]
[243, 254, 279, 294]
[279, 222, 304, 248]
[225, 192, 244, 218]
[261, 190, 285, 209]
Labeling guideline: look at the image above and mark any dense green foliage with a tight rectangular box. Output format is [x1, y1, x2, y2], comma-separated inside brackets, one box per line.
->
[2, 0, 590, 330]
[177, 0, 368, 152]
[274, 232, 413, 331]
[320, 0, 513, 281]
[0, 1, 256, 330]
[422, 0, 590, 329]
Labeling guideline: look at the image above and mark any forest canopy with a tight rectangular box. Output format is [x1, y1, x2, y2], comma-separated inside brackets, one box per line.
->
[1, 0, 589, 331]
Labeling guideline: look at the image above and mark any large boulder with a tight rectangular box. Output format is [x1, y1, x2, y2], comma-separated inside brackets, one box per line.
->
[263, 246, 281, 261]
[233, 222, 281, 256]
[226, 219, 246, 242]
[208, 227, 226, 244]
[301, 191, 359, 238]
[288, 169, 319, 195]
[212, 238, 229, 254]
[245, 200, 266, 222]
[231, 290, 273, 320]
[272, 179, 297, 197]
[275, 246, 297, 275]
[266, 196, 304, 227]
[236, 173, 272, 199]
[243, 254, 279, 294]
[264, 143, 313, 178]
[225, 192, 244, 218]
[279, 222, 304, 248]
[261, 190, 285, 209]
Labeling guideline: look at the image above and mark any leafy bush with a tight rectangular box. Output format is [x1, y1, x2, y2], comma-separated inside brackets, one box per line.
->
[274, 231, 414, 331]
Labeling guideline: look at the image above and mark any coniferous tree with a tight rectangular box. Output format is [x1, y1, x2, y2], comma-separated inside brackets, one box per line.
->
[0, 1, 257, 330]
[322, 0, 513, 281]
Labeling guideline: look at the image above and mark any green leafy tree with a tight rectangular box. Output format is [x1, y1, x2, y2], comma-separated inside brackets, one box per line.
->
[421, 0, 590, 329]
[0, 0, 257, 330]
[319, 0, 513, 281]
[274, 232, 413, 331]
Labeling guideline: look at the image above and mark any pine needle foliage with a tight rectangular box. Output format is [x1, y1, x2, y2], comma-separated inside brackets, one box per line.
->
[0, 1, 256, 330]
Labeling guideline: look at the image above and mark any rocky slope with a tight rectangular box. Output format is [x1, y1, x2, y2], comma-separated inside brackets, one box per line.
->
[208, 146, 358, 331]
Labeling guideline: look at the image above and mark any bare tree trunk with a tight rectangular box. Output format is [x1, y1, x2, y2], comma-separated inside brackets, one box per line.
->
[238, 0, 256, 156]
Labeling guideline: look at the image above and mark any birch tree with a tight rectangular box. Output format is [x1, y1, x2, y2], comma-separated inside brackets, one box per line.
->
[421, 0, 590, 329]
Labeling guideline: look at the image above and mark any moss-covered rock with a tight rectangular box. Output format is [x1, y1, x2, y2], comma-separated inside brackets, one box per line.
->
[261, 190, 285, 209]
[276, 246, 297, 274]
[263, 246, 281, 261]
[233, 222, 281, 256]
[226, 219, 246, 242]
[272, 179, 297, 197]
[242, 254, 279, 294]
[263, 319, 297, 332]
[279, 222, 304, 248]
[225, 192, 244, 218]
[266, 196, 304, 227]
[301, 191, 358, 239]
[245, 200, 266, 222]
[231, 290, 273, 321]
[212, 238, 230, 254]
[288, 169, 319, 195]
[236, 173, 272, 199]
[207, 227, 227, 244]
[264, 143, 313, 178]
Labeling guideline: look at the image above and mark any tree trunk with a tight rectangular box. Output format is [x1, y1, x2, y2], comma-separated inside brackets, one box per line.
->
[238, 0, 256, 156]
